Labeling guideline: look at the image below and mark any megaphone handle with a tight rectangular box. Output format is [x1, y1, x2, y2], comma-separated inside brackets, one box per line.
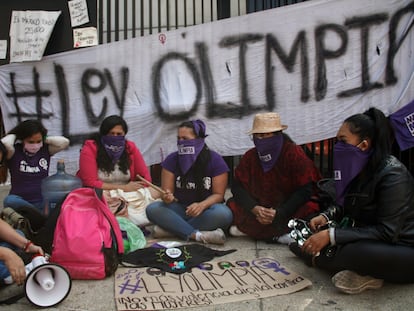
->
[3, 262, 33, 284]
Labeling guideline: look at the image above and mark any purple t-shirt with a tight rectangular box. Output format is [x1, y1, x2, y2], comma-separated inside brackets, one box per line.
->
[162, 150, 229, 204]
[8, 143, 50, 203]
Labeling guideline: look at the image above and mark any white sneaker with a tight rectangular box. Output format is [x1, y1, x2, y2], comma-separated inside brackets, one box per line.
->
[152, 225, 174, 238]
[275, 233, 295, 245]
[199, 228, 226, 245]
[229, 225, 247, 237]
[332, 270, 384, 294]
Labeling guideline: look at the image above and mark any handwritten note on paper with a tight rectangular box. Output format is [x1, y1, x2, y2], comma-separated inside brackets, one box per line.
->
[9, 10, 61, 63]
[0, 41, 7, 59]
[73, 27, 98, 48]
[68, 0, 90, 27]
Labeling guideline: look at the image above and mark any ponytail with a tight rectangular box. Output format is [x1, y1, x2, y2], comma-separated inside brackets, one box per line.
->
[345, 107, 392, 171]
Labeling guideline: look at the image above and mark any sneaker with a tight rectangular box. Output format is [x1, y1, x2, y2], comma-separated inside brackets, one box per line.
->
[229, 225, 247, 237]
[275, 233, 295, 245]
[332, 270, 384, 294]
[152, 225, 174, 238]
[199, 228, 226, 245]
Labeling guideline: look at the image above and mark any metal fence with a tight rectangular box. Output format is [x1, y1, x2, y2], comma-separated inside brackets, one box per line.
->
[96, 0, 412, 179]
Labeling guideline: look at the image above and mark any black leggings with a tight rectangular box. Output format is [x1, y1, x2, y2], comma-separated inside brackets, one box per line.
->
[315, 240, 414, 283]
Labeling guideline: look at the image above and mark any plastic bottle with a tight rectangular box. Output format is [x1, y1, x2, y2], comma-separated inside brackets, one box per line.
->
[41, 160, 82, 215]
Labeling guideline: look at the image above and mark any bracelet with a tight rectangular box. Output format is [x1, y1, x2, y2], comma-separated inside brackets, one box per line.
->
[23, 240, 33, 252]
[328, 227, 336, 246]
[320, 213, 330, 223]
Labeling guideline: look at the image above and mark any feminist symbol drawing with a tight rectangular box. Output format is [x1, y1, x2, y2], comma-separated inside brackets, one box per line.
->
[159, 33, 166, 44]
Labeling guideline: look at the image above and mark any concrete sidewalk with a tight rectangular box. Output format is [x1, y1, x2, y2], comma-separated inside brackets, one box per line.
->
[1, 184, 414, 311]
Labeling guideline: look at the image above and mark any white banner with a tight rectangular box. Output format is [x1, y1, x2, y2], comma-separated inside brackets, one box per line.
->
[0, 0, 413, 174]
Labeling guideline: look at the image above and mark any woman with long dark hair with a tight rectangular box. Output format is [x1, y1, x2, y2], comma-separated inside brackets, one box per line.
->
[290, 107, 414, 293]
[77, 115, 151, 191]
[145, 119, 233, 245]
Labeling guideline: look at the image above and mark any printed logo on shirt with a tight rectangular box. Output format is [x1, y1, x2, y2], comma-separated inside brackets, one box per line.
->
[19, 158, 48, 173]
[39, 158, 48, 170]
[175, 176, 212, 190]
[203, 177, 211, 190]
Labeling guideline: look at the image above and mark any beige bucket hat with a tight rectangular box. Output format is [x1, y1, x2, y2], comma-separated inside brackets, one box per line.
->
[247, 112, 288, 134]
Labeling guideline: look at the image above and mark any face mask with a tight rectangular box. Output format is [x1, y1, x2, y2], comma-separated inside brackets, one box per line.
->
[101, 135, 126, 163]
[24, 142, 43, 155]
[177, 138, 205, 175]
[253, 133, 283, 172]
[333, 141, 372, 206]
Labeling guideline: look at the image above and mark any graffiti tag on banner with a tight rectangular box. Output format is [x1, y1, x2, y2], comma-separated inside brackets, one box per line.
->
[0, 0, 413, 174]
[114, 257, 312, 310]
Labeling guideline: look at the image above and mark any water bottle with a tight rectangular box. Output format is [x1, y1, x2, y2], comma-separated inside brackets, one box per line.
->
[41, 160, 82, 215]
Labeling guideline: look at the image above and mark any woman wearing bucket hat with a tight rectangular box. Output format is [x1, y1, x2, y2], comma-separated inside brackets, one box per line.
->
[145, 120, 233, 245]
[227, 112, 322, 243]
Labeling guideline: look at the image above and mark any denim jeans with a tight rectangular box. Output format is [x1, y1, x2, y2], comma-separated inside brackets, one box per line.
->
[146, 201, 233, 240]
[3, 194, 44, 214]
[0, 230, 25, 283]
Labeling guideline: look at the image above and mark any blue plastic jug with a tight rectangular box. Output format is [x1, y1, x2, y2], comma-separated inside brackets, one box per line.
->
[41, 160, 82, 215]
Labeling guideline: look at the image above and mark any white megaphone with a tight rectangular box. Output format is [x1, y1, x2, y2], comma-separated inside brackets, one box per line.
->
[4, 255, 72, 307]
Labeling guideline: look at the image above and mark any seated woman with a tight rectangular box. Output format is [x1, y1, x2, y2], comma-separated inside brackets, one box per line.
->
[145, 120, 233, 245]
[2, 120, 69, 214]
[77, 115, 152, 192]
[0, 218, 44, 288]
[227, 112, 322, 243]
[0, 141, 44, 289]
[290, 107, 414, 294]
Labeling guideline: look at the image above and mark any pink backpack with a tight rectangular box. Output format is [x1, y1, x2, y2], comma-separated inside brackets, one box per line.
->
[50, 188, 124, 279]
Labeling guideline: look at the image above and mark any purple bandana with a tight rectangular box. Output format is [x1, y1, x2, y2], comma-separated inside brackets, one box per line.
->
[333, 141, 372, 206]
[389, 99, 414, 151]
[253, 133, 283, 172]
[177, 138, 205, 175]
[101, 135, 126, 163]
[191, 119, 207, 137]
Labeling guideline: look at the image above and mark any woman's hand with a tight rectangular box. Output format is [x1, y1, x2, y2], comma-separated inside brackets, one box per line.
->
[122, 181, 144, 192]
[2, 247, 26, 285]
[301, 229, 329, 256]
[252, 205, 276, 225]
[26, 242, 44, 256]
[309, 215, 328, 232]
[162, 189, 176, 204]
[186, 202, 205, 217]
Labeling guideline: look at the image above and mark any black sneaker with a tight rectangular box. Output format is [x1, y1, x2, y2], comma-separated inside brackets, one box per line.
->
[289, 242, 314, 267]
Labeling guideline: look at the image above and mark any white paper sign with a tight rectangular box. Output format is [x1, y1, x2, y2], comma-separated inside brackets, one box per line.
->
[68, 0, 90, 27]
[0, 40, 7, 59]
[9, 10, 61, 63]
[73, 27, 98, 48]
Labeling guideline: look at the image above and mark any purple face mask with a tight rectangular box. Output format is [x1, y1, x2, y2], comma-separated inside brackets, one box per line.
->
[101, 135, 126, 163]
[333, 141, 372, 206]
[253, 133, 283, 172]
[177, 138, 205, 175]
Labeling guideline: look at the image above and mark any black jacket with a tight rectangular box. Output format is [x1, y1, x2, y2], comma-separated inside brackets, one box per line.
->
[323, 155, 414, 246]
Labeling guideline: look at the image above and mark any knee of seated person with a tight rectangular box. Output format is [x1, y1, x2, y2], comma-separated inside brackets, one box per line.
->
[145, 201, 165, 215]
